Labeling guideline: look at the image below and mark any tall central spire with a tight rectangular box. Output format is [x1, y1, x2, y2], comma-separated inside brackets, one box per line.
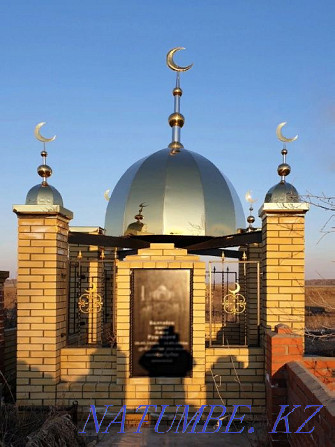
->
[166, 47, 193, 155]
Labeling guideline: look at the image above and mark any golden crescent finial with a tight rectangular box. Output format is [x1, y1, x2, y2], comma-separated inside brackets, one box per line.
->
[229, 282, 241, 295]
[34, 122, 56, 143]
[166, 47, 193, 72]
[245, 190, 257, 204]
[276, 122, 298, 143]
[104, 189, 111, 202]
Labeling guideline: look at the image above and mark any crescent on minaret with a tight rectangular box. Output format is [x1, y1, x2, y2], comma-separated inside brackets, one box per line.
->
[276, 122, 298, 143]
[166, 47, 193, 72]
[34, 122, 56, 143]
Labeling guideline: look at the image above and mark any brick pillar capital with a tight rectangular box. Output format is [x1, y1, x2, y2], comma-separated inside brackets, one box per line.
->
[13, 204, 73, 220]
[258, 202, 309, 219]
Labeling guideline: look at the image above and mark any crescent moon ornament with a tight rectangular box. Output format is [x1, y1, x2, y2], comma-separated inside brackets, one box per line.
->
[245, 190, 257, 204]
[229, 282, 241, 295]
[34, 122, 56, 143]
[276, 122, 298, 143]
[166, 47, 193, 72]
[104, 189, 111, 201]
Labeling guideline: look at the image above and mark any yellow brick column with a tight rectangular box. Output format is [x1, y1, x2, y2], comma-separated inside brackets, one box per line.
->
[13, 204, 73, 406]
[259, 203, 309, 336]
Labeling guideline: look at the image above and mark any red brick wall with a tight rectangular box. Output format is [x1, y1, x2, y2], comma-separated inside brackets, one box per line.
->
[286, 361, 335, 447]
[266, 324, 335, 447]
[302, 358, 335, 391]
[265, 324, 303, 446]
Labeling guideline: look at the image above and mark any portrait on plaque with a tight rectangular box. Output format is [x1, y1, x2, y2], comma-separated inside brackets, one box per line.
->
[130, 269, 192, 377]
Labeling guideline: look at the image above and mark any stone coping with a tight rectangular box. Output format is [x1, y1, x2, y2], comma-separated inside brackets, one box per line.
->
[258, 202, 309, 217]
[286, 360, 335, 407]
[13, 204, 73, 219]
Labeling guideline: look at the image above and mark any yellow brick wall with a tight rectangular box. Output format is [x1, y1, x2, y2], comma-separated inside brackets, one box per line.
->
[57, 347, 120, 406]
[15, 210, 72, 406]
[55, 243, 266, 413]
[206, 347, 265, 414]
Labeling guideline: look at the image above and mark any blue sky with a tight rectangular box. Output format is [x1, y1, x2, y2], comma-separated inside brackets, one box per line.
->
[0, 1, 334, 278]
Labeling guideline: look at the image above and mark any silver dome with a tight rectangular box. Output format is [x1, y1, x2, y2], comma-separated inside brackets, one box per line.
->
[265, 182, 299, 203]
[105, 148, 244, 236]
[25, 184, 63, 206]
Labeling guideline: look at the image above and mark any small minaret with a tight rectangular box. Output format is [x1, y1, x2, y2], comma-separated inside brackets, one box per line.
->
[259, 122, 309, 337]
[166, 47, 193, 155]
[25, 122, 63, 206]
[245, 190, 257, 231]
[265, 122, 299, 203]
[13, 122, 73, 406]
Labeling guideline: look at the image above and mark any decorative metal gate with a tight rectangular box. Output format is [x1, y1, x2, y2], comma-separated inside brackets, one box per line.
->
[207, 259, 260, 347]
[67, 248, 116, 346]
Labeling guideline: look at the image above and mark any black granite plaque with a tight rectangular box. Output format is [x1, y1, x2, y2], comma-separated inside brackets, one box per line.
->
[130, 269, 192, 377]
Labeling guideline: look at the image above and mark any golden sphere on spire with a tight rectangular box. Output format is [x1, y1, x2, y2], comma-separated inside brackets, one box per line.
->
[247, 215, 255, 224]
[168, 112, 185, 128]
[37, 164, 52, 178]
[277, 163, 291, 177]
[168, 141, 184, 150]
[173, 87, 183, 96]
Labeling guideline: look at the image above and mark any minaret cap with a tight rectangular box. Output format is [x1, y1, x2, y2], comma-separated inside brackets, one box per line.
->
[25, 122, 63, 206]
[264, 122, 300, 203]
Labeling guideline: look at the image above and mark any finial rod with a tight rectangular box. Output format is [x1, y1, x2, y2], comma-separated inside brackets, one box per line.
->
[174, 73, 181, 113]
[245, 190, 257, 231]
[34, 122, 56, 186]
[166, 48, 193, 155]
[275, 122, 297, 183]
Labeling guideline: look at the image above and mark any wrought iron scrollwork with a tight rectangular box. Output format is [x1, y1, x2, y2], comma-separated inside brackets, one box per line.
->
[78, 283, 103, 314]
[222, 282, 246, 315]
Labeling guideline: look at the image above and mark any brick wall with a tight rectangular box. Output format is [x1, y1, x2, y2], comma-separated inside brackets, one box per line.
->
[302, 358, 335, 391]
[55, 244, 266, 414]
[265, 324, 335, 447]
[4, 328, 17, 393]
[265, 324, 303, 446]
[286, 361, 335, 447]
[57, 347, 118, 406]
[206, 346, 265, 415]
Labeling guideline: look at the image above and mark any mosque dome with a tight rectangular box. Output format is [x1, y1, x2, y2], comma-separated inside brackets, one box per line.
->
[26, 183, 63, 206]
[105, 48, 245, 237]
[105, 148, 244, 237]
[265, 181, 299, 203]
